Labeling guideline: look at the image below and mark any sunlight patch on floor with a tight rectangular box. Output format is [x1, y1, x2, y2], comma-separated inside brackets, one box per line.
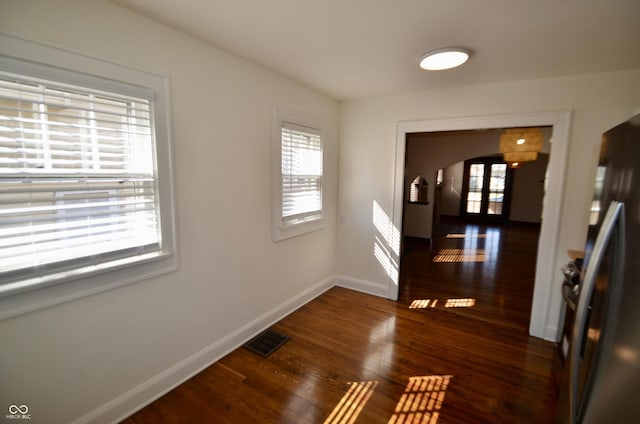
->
[444, 298, 476, 308]
[410, 298, 476, 309]
[388, 375, 453, 424]
[409, 299, 438, 309]
[432, 249, 486, 263]
[323, 381, 378, 424]
[445, 233, 487, 239]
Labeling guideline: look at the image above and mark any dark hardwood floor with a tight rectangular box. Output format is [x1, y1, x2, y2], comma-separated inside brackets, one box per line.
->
[123, 220, 558, 423]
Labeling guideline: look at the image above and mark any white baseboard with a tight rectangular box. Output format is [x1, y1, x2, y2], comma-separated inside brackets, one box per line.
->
[543, 324, 560, 343]
[71, 277, 334, 424]
[71, 272, 551, 423]
[333, 274, 391, 298]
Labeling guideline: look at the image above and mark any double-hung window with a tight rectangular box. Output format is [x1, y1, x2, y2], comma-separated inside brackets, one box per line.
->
[272, 109, 324, 241]
[0, 38, 176, 319]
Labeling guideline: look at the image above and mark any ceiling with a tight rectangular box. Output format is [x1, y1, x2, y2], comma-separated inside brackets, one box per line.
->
[114, 0, 640, 101]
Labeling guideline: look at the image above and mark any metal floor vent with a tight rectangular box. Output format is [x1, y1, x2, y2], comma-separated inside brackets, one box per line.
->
[244, 329, 290, 357]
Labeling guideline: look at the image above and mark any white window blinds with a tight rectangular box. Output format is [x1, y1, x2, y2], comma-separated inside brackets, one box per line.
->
[0, 71, 160, 285]
[280, 121, 323, 226]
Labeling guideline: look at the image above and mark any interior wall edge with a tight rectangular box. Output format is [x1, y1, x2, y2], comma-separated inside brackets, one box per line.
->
[543, 324, 559, 343]
[333, 274, 391, 299]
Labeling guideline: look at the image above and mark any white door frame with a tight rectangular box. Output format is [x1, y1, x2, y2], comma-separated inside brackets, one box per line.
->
[391, 111, 572, 340]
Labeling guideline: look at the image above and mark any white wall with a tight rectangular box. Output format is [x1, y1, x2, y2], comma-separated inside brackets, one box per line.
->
[336, 68, 640, 336]
[0, 1, 338, 423]
[440, 161, 464, 216]
[510, 154, 549, 223]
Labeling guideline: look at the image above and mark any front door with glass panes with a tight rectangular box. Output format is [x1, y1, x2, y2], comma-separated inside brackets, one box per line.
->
[461, 157, 512, 222]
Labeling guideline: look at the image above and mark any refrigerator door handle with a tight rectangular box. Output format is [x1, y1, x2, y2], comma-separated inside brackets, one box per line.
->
[568, 200, 625, 424]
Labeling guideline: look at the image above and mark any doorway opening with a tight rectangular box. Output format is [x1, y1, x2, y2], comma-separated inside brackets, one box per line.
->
[390, 111, 572, 340]
[400, 129, 549, 333]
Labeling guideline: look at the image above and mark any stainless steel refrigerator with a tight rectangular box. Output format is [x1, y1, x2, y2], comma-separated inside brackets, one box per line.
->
[563, 114, 640, 423]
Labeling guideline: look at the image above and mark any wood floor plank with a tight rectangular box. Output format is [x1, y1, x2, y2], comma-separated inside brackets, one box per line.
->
[122, 221, 558, 423]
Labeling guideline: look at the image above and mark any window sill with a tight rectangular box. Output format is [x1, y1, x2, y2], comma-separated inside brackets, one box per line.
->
[273, 218, 325, 242]
[0, 252, 177, 320]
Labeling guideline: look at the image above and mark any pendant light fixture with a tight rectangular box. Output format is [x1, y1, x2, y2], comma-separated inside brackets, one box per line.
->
[499, 127, 543, 167]
[419, 48, 470, 71]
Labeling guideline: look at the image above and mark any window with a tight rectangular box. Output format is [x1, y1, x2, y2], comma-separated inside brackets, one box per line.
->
[0, 37, 175, 319]
[408, 174, 428, 204]
[487, 163, 507, 215]
[466, 163, 485, 213]
[410, 175, 421, 202]
[272, 109, 324, 241]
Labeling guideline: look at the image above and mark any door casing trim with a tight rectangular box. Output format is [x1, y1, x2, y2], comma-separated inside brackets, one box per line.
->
[391, 111, 572, 340]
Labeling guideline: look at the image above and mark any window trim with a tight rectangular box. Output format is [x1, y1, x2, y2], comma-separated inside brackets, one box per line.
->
[0, 34, 177, 320]
[272, 108, 325, 241]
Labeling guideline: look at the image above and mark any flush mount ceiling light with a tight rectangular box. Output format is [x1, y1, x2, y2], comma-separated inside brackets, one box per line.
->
[419, 48, 470, 71]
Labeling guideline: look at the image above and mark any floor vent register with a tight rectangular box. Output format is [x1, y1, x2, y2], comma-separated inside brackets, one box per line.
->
[243, 329, 290, 357]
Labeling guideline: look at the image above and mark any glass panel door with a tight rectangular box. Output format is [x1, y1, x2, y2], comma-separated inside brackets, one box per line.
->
[466, 163, 484, 214]
[462, 158, 511, 221]
[487, 163, 507, 215]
